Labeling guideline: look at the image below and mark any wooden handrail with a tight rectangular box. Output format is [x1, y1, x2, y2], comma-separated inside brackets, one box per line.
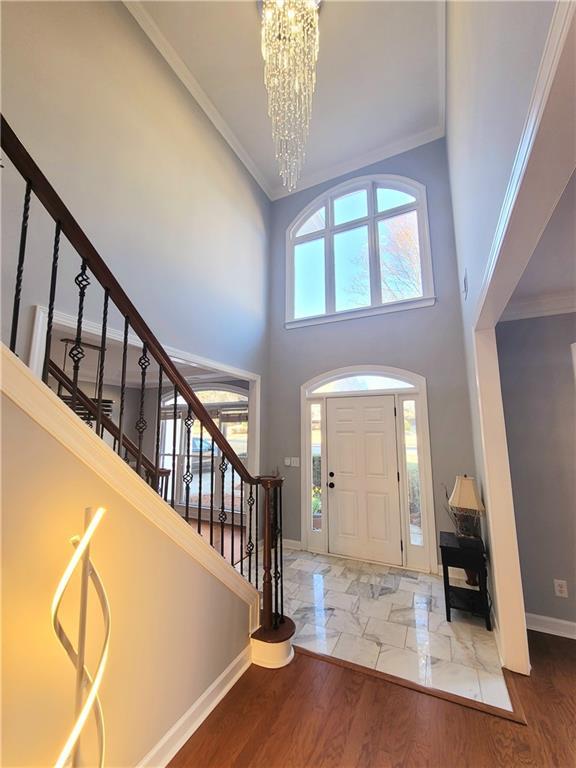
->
[1, 115, 256, 485]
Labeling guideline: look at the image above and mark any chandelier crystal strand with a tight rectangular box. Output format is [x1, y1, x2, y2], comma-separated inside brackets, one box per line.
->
[262, 0, 319, 191]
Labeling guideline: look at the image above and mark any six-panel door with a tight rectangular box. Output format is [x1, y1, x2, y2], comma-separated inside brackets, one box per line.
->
[326, 395, 403, 564]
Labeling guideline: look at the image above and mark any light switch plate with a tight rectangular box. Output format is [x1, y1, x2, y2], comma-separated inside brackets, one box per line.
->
[284, 457, 291, 467]
[291, 457, 300, 467]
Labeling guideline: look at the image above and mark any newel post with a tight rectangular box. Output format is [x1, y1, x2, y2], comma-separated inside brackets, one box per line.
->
[250, 475, 296, 668]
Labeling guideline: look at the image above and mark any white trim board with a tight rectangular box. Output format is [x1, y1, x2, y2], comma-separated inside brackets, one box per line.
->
[123, 1, 445, 202]
[1, 345, 261, 631]
[525, 613, 576, 640]
[136, 646, 251, 767]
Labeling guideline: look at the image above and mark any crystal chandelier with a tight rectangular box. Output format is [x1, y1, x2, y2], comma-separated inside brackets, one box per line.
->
[261, 0, 320, 191]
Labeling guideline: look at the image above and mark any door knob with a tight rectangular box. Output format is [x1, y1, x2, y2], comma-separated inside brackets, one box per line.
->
[328, 482, 335, 489]
[329, 471, 335, 477]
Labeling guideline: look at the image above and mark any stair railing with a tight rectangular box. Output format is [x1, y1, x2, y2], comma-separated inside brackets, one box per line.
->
[1, 115, 292, 640]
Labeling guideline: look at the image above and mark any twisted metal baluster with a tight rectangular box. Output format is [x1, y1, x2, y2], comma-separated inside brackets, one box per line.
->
[70, 260, 90, 411]
[135, 342, 150, 475]
[42, 221, 62, 383]
[117, 317, 129, 457]
[255, 483, 260, 590]
[10, 180, 32, 354]
[183, 406, 193, 523]
[273, 486, 280, 629]
[95, 289, 109, 436]
[218, 458, 228, 557]
[247, 485, 255, 584]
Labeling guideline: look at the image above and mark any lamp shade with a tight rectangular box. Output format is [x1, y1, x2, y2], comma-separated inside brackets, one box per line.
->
[449, 475, 485, 513]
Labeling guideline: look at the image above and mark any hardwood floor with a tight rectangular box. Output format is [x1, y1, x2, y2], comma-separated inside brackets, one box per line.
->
[169, 631, 575, 768]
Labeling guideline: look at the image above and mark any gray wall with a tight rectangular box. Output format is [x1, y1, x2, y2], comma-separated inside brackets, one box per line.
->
[446, 0, 554, 488]
[266, 138, 475, 545]
[497, 313, 576, 622]
[1, 1, 270, 375]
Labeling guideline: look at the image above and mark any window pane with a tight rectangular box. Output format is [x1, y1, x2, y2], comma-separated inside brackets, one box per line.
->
[196, 390, 248, 404]
[295, 207, 326, 237]
[403, 400, 423, 546]
[378, 210, 423, 303]
[294, 238, 325, 319]
[313, 375, 414, 394]
[311, 403, 322, 531]
[333, 189, 368, 226]
[334, 225, 371, 312]
[377, 188, 416, 213]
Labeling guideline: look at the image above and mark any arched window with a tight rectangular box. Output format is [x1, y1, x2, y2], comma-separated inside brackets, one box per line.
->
[286, 175, 435, 326]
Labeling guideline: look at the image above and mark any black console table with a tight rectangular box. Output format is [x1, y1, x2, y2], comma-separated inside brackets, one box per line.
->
[439, 531, 491, 631]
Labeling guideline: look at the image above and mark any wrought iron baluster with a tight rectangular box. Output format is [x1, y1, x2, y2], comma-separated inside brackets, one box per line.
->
[42, 221, 61, 383]
[255, 483, 260, 590]
[95, 289, 109, 435]
[247, 484, 255, 584]
[197, 424, 204, 535]
[271, 487, 280, 629]
[155, 366, 163, 495]
[240, 479, 245, 577]
[279, 483, 284, 623]
[209, 439, 215, 547]
[70, 260, 90, 410]
[117, 316, 129, 457]
[231, 469, 235, 567]
[183, 406, 193, 523]
[10, 180, 32, 354]
[171, 384, 177, 509]
[135, 342, 150, 476]
[218, 457, 228, 557]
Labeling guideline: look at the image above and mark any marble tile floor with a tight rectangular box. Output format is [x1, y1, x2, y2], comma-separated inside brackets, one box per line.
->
[282, 547, 512, 711]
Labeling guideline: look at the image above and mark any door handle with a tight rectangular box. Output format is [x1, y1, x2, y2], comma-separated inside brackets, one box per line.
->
[328, 482, 335, 489]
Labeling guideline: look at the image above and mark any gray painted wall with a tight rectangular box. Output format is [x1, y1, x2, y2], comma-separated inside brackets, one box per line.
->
[497, 313, 576, 622]
[446, 0, 554, 487]
[1, 1, 270, 375]
[266, 139, 475, 546]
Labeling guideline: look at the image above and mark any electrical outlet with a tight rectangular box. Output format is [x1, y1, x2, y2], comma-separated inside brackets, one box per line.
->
[554, 579, 568, 598]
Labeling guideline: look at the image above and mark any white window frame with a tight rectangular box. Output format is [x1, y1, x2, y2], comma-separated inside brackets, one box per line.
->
[286, 175, 435, 328]
[300, 365, 437, 573]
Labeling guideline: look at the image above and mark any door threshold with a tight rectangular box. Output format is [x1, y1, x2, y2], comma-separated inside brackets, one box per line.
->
[300, 545, 429, 576]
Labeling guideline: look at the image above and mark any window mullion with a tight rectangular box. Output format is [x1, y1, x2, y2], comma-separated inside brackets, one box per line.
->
[368, 182, 381, 307]
[325, 234, 335, 315]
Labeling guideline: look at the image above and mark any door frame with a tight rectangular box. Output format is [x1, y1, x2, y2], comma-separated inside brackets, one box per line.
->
[300, 365, 437, 573]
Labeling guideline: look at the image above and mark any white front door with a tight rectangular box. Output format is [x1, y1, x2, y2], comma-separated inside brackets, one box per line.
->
[326, 395, 402, 565]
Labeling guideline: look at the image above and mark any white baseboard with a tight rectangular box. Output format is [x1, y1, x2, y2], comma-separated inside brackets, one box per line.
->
[137, 646, 251, 767]
[525, 612, 576, 639]
[283, 538, 303, 550]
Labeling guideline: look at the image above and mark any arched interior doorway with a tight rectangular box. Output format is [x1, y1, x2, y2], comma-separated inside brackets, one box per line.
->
[300, 365, 436, 572]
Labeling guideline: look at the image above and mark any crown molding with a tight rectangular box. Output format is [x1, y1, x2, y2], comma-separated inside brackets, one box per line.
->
[124, 1, 446, 202]
[500, 290, 576, 322]
[123, 1, 274, 199]
[269, 126, 445, 200]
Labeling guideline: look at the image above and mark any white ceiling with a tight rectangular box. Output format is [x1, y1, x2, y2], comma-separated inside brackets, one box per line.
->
[503, 172, 576, 320]
[126, 1, 445, 199]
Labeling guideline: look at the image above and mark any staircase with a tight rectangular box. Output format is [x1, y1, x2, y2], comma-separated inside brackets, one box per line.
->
[1, 115, 294, 657]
